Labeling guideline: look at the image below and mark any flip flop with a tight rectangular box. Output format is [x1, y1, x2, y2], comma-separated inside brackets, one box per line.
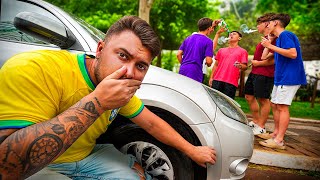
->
[259, 138, 286, 150]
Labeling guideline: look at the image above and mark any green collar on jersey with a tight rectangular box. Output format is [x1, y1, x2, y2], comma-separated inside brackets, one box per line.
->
[77, 54, 95, 90]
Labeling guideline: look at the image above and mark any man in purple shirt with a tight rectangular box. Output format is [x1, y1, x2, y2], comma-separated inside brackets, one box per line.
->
[177, 17, 220, 82]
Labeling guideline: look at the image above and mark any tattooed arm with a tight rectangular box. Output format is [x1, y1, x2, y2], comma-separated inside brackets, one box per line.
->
[0, 94, 104, 179]
[0, 67, 141, 179]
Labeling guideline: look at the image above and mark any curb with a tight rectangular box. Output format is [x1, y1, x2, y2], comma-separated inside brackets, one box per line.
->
[250, 149, 320, 171]
[246, 114, 320, 124]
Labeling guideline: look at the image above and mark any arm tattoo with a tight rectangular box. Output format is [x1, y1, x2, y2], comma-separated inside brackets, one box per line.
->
[94, 97, 102, 107]
[26, 134, 62, 167]
[0, 95, 104, 179]
[83, 101, 99, 116]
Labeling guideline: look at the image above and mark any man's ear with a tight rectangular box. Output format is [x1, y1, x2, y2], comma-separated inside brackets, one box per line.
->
[97, 41, 105, 51]
[96, 40, 105, 58]
[238, 37, 242, 41]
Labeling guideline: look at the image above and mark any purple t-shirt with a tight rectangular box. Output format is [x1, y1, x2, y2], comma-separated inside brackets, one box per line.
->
[179, 34, 213, 82]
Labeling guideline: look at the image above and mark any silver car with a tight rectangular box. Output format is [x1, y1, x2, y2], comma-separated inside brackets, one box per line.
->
[0, 0, 254, 179]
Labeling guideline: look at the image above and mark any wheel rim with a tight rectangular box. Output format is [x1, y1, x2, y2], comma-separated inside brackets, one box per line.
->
[120, 141, 174, 180]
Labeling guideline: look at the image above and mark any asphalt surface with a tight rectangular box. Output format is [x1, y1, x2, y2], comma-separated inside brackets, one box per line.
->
[248, 115, 320, 171]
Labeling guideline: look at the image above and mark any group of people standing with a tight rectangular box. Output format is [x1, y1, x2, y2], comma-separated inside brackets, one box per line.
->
[177, 13, 307, 150]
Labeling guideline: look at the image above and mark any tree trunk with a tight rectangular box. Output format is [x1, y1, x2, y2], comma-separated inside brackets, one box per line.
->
[238, 71, 245, 97]
[156, 51, 162, 67]
[139, 0, 154, 24]
[311, 77, 319, 108]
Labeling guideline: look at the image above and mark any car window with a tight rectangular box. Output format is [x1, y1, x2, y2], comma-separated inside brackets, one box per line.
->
[0, 21, 50, 45]
[71, 15, 105, 43]
[0, 0, 61, 46]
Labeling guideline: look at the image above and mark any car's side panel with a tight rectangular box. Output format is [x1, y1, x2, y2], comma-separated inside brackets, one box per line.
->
[0, 41, 59, 67]
[213, 108, 254, 179]
[136, 84, 223, 180]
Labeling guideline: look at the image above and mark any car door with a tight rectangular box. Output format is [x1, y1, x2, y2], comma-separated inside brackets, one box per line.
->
[0, 0, 64, 67]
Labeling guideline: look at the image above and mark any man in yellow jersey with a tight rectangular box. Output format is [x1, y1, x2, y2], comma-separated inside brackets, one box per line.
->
[0, 16, 216, 179]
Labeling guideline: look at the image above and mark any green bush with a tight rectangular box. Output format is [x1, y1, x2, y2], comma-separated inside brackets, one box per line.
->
[153, 50, 180, 72]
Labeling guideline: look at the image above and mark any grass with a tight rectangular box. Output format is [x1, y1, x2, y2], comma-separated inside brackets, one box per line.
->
[248, 163, 320, 178]
[235, 97, 320, 120]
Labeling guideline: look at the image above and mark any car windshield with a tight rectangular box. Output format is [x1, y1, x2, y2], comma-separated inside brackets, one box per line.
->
[71, 15, 105, 43]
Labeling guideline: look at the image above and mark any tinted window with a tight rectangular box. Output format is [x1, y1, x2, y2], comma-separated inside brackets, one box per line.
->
[0, 0, 61, 46]
[0, 21, 50, 44]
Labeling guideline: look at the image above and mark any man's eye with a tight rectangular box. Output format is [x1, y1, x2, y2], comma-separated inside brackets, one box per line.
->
[118, 52, 127, 59]
[137, 64, 147, 71]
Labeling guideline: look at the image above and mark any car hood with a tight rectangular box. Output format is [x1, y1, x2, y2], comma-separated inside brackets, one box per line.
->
[141, 65, 217, 119]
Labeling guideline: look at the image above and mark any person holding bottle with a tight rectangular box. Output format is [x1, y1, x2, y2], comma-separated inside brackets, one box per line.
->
[177, 17, 220, 83]
[258, 13, 307, 149]
[209, 31, 248, 99]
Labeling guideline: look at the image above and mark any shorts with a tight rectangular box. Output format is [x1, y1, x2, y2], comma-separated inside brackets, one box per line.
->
[271, 85, 300, 105]
[211, 80, 237, 99]
[244, 73, 274, 99]
[46, 144, 151, 180]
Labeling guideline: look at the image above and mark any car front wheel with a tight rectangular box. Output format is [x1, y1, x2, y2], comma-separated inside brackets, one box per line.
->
[111, 123, 194, 180]
[98, 107, 207, 180]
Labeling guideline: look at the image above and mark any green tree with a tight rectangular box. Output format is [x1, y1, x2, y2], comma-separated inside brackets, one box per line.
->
[47, 0, 138, 32]
[46, 0, 212, 68]
[255, 0, 320, 38]
[150, 0, 211, 66]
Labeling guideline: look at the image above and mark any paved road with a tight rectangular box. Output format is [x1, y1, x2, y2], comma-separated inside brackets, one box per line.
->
[248, 116, 320, 171]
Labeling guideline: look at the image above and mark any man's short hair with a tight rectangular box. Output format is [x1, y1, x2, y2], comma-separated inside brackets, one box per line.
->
[269, 13, 291, 28]
[104, 15, 161, 59]
[257, 13, 276, 24]
[230, 30, 242, 38]
[198, 17, 213, 31]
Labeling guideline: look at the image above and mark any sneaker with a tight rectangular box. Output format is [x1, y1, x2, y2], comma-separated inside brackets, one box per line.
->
[248, 121, 256, 128]
[259, 138, 286, 150]
[252, 125, 266, 135]
[257, 133, 274, 140]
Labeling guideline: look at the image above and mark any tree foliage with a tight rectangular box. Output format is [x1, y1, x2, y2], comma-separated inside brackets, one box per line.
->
[46, 0, 211, 51]
[150, 0, 211, 50]
[255, 0, 320, 38]
[46, 0, 138, 32]
[45, 0, 319, 68]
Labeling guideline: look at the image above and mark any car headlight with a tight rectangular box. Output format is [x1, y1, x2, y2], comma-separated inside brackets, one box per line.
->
[203, 85, 247, 124]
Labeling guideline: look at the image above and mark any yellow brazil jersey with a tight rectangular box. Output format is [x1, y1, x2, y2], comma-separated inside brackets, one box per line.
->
[0, 50, 144, 163]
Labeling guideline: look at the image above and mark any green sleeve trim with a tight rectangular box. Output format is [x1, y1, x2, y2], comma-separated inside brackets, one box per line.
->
[0, 120, 35, 129]
[124, 103, 145, 119]
[77, 54, 95, 90]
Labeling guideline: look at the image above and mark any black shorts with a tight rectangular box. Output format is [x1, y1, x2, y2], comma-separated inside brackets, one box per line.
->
[244, 73, 274, 99]
[211, 80, 237, 99]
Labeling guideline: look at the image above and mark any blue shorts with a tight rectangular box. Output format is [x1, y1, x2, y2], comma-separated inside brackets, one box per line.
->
[46, 144, 151, 180]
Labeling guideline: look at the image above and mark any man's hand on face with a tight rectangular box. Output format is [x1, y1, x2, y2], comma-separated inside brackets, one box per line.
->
[93, 66, 141, 110]
[261, 36, 271, 48]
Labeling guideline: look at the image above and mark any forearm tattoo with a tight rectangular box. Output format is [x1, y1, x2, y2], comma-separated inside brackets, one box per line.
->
[0, 96, 103, 179]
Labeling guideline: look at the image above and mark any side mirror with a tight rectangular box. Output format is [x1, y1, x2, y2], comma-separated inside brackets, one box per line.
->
[14, 12, 76, 48]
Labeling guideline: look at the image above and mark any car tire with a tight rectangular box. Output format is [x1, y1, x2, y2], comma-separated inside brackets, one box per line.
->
[112, 123, 193, 180]
[99, 106, 206, 180]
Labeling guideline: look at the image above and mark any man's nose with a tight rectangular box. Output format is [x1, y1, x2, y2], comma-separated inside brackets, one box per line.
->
[124, 64, 134, 79]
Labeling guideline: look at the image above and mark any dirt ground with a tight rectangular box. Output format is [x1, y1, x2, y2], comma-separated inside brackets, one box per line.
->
[243, 163, 320, 180]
